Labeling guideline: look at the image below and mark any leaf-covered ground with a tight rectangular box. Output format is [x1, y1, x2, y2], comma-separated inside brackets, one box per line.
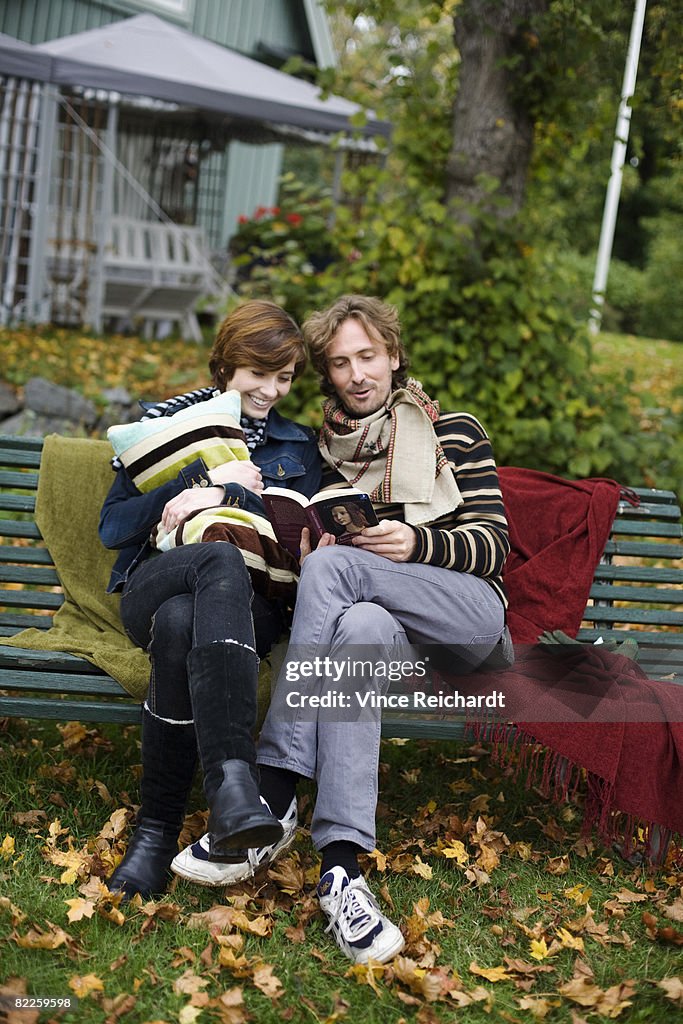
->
[1, 719, 682, 1023]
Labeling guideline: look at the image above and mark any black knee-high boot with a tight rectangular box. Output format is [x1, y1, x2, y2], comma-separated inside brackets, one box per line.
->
[108, 707, 197, 900]
[187, 641, 282, 859]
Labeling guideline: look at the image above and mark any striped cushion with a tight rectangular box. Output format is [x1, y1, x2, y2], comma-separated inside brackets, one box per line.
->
[154, 505, 299, 601]
[107, 391, 249, 492]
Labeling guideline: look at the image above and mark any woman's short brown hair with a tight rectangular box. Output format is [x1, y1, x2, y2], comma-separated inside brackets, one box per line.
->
[209, 300, 306, 391]
[303, 294, 409, 397]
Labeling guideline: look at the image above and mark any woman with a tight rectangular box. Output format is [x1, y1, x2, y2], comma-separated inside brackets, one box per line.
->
[329, 502, 370, 537]
[99, 300, 321, 900]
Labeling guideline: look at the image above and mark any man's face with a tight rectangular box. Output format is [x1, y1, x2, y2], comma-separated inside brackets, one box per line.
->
[325, 318, 399, 417]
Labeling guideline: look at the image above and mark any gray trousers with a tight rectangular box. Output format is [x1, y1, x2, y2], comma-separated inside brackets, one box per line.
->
[257, 546, 505, 851]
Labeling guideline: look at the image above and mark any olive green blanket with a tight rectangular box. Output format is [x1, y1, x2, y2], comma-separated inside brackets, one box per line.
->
[0, 435, 150, 699]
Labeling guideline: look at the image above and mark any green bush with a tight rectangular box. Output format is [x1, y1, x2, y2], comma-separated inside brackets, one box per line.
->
[546, 250, 646, 335]
[227, 174, 336, 308]
[236, 173, 646, 485]
[639, 212, 683, 341]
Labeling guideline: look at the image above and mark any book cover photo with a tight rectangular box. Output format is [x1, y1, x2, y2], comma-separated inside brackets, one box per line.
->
[262, 487, 379, 559]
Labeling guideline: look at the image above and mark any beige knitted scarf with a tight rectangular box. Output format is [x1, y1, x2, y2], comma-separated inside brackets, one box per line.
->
[319, 379, 463, 526]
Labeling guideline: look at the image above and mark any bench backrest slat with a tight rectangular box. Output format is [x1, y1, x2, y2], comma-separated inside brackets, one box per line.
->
[0, 545, 54, 566]
[0, 470, 39, 489]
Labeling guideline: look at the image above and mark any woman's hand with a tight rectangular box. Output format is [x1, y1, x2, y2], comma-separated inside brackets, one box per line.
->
[299, 526, 336, 565]
[351, 520, 417, 562]
[160, 487, 225, 533]
[209, 460, 264, 494]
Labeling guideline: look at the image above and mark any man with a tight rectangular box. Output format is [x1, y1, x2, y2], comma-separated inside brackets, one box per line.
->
[173, 295, 510, 964]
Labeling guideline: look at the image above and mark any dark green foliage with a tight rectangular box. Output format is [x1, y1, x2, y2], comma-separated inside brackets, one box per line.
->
[236, 175, 643, 484]
[235, 0, 681, 492]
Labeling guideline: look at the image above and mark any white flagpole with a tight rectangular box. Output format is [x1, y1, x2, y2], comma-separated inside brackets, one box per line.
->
[588, 0, 647, 334]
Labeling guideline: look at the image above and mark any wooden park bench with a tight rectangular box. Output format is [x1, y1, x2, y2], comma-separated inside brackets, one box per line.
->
[1, 434, 682, 736]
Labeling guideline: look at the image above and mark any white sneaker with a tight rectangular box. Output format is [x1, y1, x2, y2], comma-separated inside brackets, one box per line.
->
[317, 866, 405, 964]
[171, 797, 298, 886]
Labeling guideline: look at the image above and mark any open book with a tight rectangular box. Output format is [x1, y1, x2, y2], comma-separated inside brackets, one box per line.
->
[262, 487, 378, 559]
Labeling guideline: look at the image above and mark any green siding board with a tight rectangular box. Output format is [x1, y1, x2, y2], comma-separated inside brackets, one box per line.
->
[191, 0, 311, 57]
[0, 0, 312, 48]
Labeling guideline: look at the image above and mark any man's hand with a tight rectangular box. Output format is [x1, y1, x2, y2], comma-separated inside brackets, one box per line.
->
[352, 520, 416, 562]
[209, 460, 264, 494]
[299, 526, 336, 565]
[161, 486, 225, 532]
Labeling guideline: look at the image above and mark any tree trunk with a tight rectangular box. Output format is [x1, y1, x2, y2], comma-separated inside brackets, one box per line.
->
[446, 0, 547, 217]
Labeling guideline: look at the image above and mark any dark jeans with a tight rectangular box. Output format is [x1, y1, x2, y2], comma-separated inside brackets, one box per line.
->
[121, 544, 284, 722]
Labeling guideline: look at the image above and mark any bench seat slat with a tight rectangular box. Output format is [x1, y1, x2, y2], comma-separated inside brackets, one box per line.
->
[380, 717, 467, 740]
[0, 645, 107, 673]
[0, 668, 131, 695]
[0, 696, 141, 724]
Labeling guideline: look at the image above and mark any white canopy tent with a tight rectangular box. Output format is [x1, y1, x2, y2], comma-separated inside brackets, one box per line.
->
[0, 31, 52, 81]
[34, 14, 389, 139]
[0, 16, 388, 336]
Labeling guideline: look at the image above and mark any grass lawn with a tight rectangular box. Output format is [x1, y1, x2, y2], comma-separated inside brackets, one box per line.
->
[1, 718, 682, 1024]
[591, 334, 683, 417]
[1, 327, 682, 1022]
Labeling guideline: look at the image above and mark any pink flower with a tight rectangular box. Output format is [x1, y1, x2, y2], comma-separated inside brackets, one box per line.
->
[237, 215, 249, 224]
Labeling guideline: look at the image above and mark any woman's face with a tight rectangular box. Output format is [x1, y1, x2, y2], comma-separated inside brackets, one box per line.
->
[331, 506, 352, 527]
[224, 360, 296, 419]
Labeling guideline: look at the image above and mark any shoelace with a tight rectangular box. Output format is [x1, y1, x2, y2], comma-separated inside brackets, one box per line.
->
[324, 880, 380, 943]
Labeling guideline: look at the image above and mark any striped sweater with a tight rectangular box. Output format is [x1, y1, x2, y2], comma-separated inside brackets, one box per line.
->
[320, 411, 509, 608]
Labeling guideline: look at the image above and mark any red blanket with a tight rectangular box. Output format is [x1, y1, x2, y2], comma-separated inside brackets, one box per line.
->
[499, 467, 628, 643]
[468, 468, 683, 855]
[466, 645, 683, 849]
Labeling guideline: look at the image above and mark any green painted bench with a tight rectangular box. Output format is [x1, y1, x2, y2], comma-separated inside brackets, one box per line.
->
[1, 434, 682, 737]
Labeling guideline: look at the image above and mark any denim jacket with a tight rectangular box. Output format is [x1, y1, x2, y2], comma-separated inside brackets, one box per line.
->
[99, 406, 322, 593]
